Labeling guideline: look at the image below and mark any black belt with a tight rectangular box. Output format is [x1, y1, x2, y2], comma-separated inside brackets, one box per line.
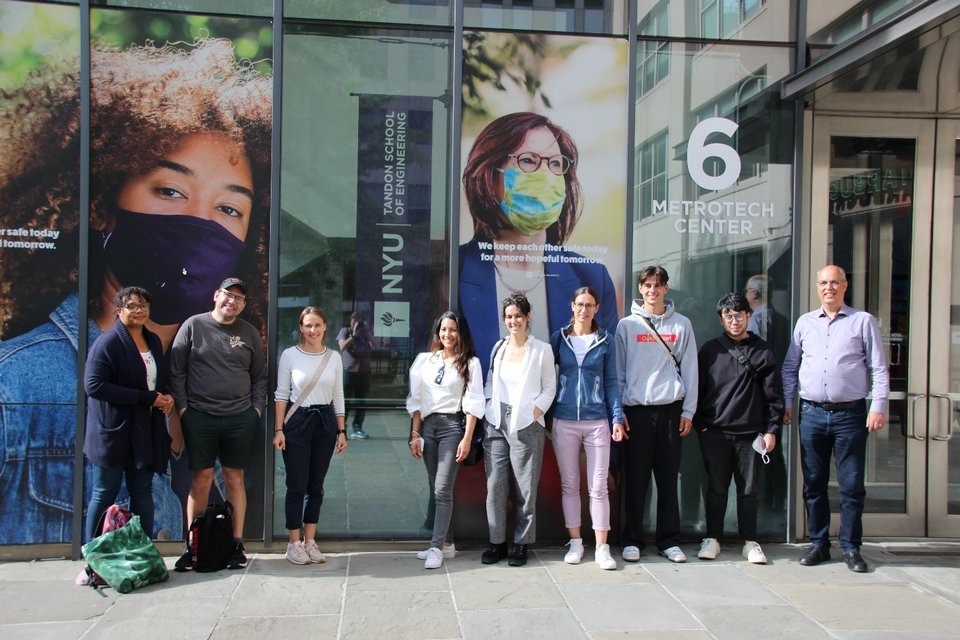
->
[803, 399, 862, 411]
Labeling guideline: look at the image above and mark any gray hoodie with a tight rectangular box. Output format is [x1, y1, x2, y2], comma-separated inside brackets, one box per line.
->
[615, 298, 698, 420]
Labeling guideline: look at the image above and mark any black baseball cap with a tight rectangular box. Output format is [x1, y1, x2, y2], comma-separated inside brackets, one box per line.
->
[219, 277, 247, 293]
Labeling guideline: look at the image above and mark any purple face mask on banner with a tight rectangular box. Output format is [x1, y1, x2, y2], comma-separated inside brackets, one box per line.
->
[103, 209, 246, 325]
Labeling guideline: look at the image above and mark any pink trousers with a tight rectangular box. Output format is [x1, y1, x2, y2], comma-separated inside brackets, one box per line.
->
[552, 418, 611, 531]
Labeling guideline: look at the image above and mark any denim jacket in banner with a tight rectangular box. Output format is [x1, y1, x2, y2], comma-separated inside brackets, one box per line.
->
[0, 294, 183, 544]
[549, 325, 623, 426]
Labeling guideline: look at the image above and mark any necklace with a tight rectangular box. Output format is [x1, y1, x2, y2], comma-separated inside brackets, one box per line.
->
[494, 261, 544, 295]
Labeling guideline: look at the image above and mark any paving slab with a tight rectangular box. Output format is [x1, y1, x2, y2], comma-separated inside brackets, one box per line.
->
[0, 620, 94, 640]
[537, 552, 656, 585]
[448, 563, 567, 610]
[341, 590, 458, 639]
[560, 583, 702, 632]
[771, 583, 960, 633]
[210, 614, 340, 638]
[460, 607, 585, 640]
[347, 552, 451, 592]
[693, 604, 831, 640]
[228, 555, 345, 616]
[645, 562, 786, 608]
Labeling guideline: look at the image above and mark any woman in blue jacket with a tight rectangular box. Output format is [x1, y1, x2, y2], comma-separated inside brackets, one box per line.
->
[549, 286, 625, 570]
[83, 286, 175, 540]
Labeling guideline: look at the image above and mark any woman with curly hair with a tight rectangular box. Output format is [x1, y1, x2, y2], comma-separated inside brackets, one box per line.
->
[0, 39, 272, 544]
[459, 112, 619, 373]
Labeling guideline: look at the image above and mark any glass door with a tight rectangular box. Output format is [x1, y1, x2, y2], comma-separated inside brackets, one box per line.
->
[927, 121, 960, 538]
[809, 116, 935, 537]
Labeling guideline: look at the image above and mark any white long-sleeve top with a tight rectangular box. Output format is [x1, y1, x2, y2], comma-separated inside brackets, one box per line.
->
[406, 351, 485, 419]
[275, 346, 345, 416]
[484, 336, 556, 433]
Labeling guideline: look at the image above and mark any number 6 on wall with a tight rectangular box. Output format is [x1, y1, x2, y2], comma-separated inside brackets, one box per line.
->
[687, 117, 741, 192]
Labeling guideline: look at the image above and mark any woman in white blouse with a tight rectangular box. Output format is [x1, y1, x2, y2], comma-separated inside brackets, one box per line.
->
[407, 311, 484, 569]
[481, 293, 557, 567]
[273, 306, 348, 565]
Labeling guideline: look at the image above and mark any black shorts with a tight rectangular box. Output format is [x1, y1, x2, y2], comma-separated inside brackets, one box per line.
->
[182, 407, 258, 471]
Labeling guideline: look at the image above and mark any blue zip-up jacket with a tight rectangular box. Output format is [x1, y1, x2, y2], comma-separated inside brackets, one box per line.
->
[549, 325, 623, 426]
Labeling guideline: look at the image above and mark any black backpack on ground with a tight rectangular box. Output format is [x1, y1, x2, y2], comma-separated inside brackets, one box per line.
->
[186, 501, 235, 572]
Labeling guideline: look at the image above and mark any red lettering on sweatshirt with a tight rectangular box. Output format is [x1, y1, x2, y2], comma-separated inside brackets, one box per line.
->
[636, 333, 678, 343]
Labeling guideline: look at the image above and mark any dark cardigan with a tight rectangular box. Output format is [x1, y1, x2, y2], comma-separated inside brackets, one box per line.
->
[83, 318, 171, 471]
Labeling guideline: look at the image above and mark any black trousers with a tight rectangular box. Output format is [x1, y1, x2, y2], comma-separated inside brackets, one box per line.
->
[697, 428, 760, 541]
[621, 401, 683, 551]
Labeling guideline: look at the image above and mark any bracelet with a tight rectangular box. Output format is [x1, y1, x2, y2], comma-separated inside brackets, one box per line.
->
[409, 439, 421, 446]
[274, 429, 283, 433]
[338, 429, 347, 436]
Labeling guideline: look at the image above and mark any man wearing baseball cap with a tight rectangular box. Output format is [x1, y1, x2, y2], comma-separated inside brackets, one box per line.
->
[168, 278, 267, 570]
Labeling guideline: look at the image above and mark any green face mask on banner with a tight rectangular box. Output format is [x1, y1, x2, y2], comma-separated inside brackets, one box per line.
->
[498, 167, 566, 236]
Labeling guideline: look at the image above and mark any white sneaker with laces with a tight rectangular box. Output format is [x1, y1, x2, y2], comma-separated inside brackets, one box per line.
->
[286, 541, 310, 565]
[698, 537, 720, 560]
[304, 539, 326, 564]
[659, 546, 687, 563]
[423, 547, 444, 570]
[595, 544, 617, 570]
[564, 538, 584, 564]
[622, 545, 641, 562]
[417, 543, 456, 560]
[742, 541, 767, 564]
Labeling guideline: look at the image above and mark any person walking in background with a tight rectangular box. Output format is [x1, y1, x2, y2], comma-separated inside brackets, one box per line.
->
[694, 293, 783, 565]
[482, 293, 556, 567]
[169, 278, 267, 571]
[615, 266, 698, 564]
[782, 265, 889, 573]
[83, 286, 176, 541]
[407, 311, 485, 569]
[274, 306, 348, 565]
[337, 312, 374, 440]
[550, 286, 624, 570]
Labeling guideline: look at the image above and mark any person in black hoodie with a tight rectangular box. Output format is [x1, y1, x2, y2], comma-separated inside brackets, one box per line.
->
[694, 293, 784, 564]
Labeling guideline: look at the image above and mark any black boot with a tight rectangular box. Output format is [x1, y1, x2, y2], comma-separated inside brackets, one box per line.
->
[481, 542, 508, 564]
[508, 543, 528, 567]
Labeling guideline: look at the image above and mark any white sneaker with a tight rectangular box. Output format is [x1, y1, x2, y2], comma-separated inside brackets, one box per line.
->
[304, 539, 326, 564]
[659, 546, 687, 563]
[423, 547, 444, 570]
[595, 544, 617, 570]
[286, 541, 310, 565]
[417, 543, 456, 560]
[698, 537, 720, 560]
[742, 541, 767, 564]
[622, 545, 641, 562]
[564, 538, 584, 564]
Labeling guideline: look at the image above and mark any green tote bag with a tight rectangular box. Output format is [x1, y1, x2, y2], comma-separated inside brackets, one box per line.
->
[82, 515, 169, 593]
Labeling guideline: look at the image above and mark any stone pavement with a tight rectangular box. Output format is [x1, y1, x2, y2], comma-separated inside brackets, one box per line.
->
[1, 542, 959, 639]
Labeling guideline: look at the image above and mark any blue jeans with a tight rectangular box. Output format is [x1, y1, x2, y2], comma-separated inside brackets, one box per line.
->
[86, 464, 155, 541]
[281, 404, 337, 530]
[798, 400, 868, 553]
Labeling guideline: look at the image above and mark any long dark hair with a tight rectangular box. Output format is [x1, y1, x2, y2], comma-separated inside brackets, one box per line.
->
[429, 311, 477, 386]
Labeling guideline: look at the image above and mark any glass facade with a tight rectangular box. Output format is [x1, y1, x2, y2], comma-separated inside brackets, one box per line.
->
[11, 0, 956, 550]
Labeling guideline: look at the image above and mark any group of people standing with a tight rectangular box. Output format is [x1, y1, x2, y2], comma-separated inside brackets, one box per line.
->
[403, 262, 888, 575]
[82, 262, 888, 577]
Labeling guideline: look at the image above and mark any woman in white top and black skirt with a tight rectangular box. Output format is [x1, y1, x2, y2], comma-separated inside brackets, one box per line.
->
[407, 311, 485, 569]
[481, 293, 556, 567]
[274, 306, 348, 565]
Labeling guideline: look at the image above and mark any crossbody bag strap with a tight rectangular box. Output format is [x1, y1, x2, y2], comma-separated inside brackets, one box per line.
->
[718, 334, 761, 380]
[639, 316, 680, 370]
[284, 350, 332, 424]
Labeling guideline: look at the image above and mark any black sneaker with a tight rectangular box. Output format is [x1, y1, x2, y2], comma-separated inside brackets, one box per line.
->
[481, 542, 508, 564]
[508, 544, 528, 567]
[227, 540, 247, 570]
[174, 544, 193, 572]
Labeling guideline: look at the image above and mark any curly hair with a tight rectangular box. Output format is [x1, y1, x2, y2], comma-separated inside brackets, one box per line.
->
[462, 112, 582, 245]
[0, 39, 272, 340]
